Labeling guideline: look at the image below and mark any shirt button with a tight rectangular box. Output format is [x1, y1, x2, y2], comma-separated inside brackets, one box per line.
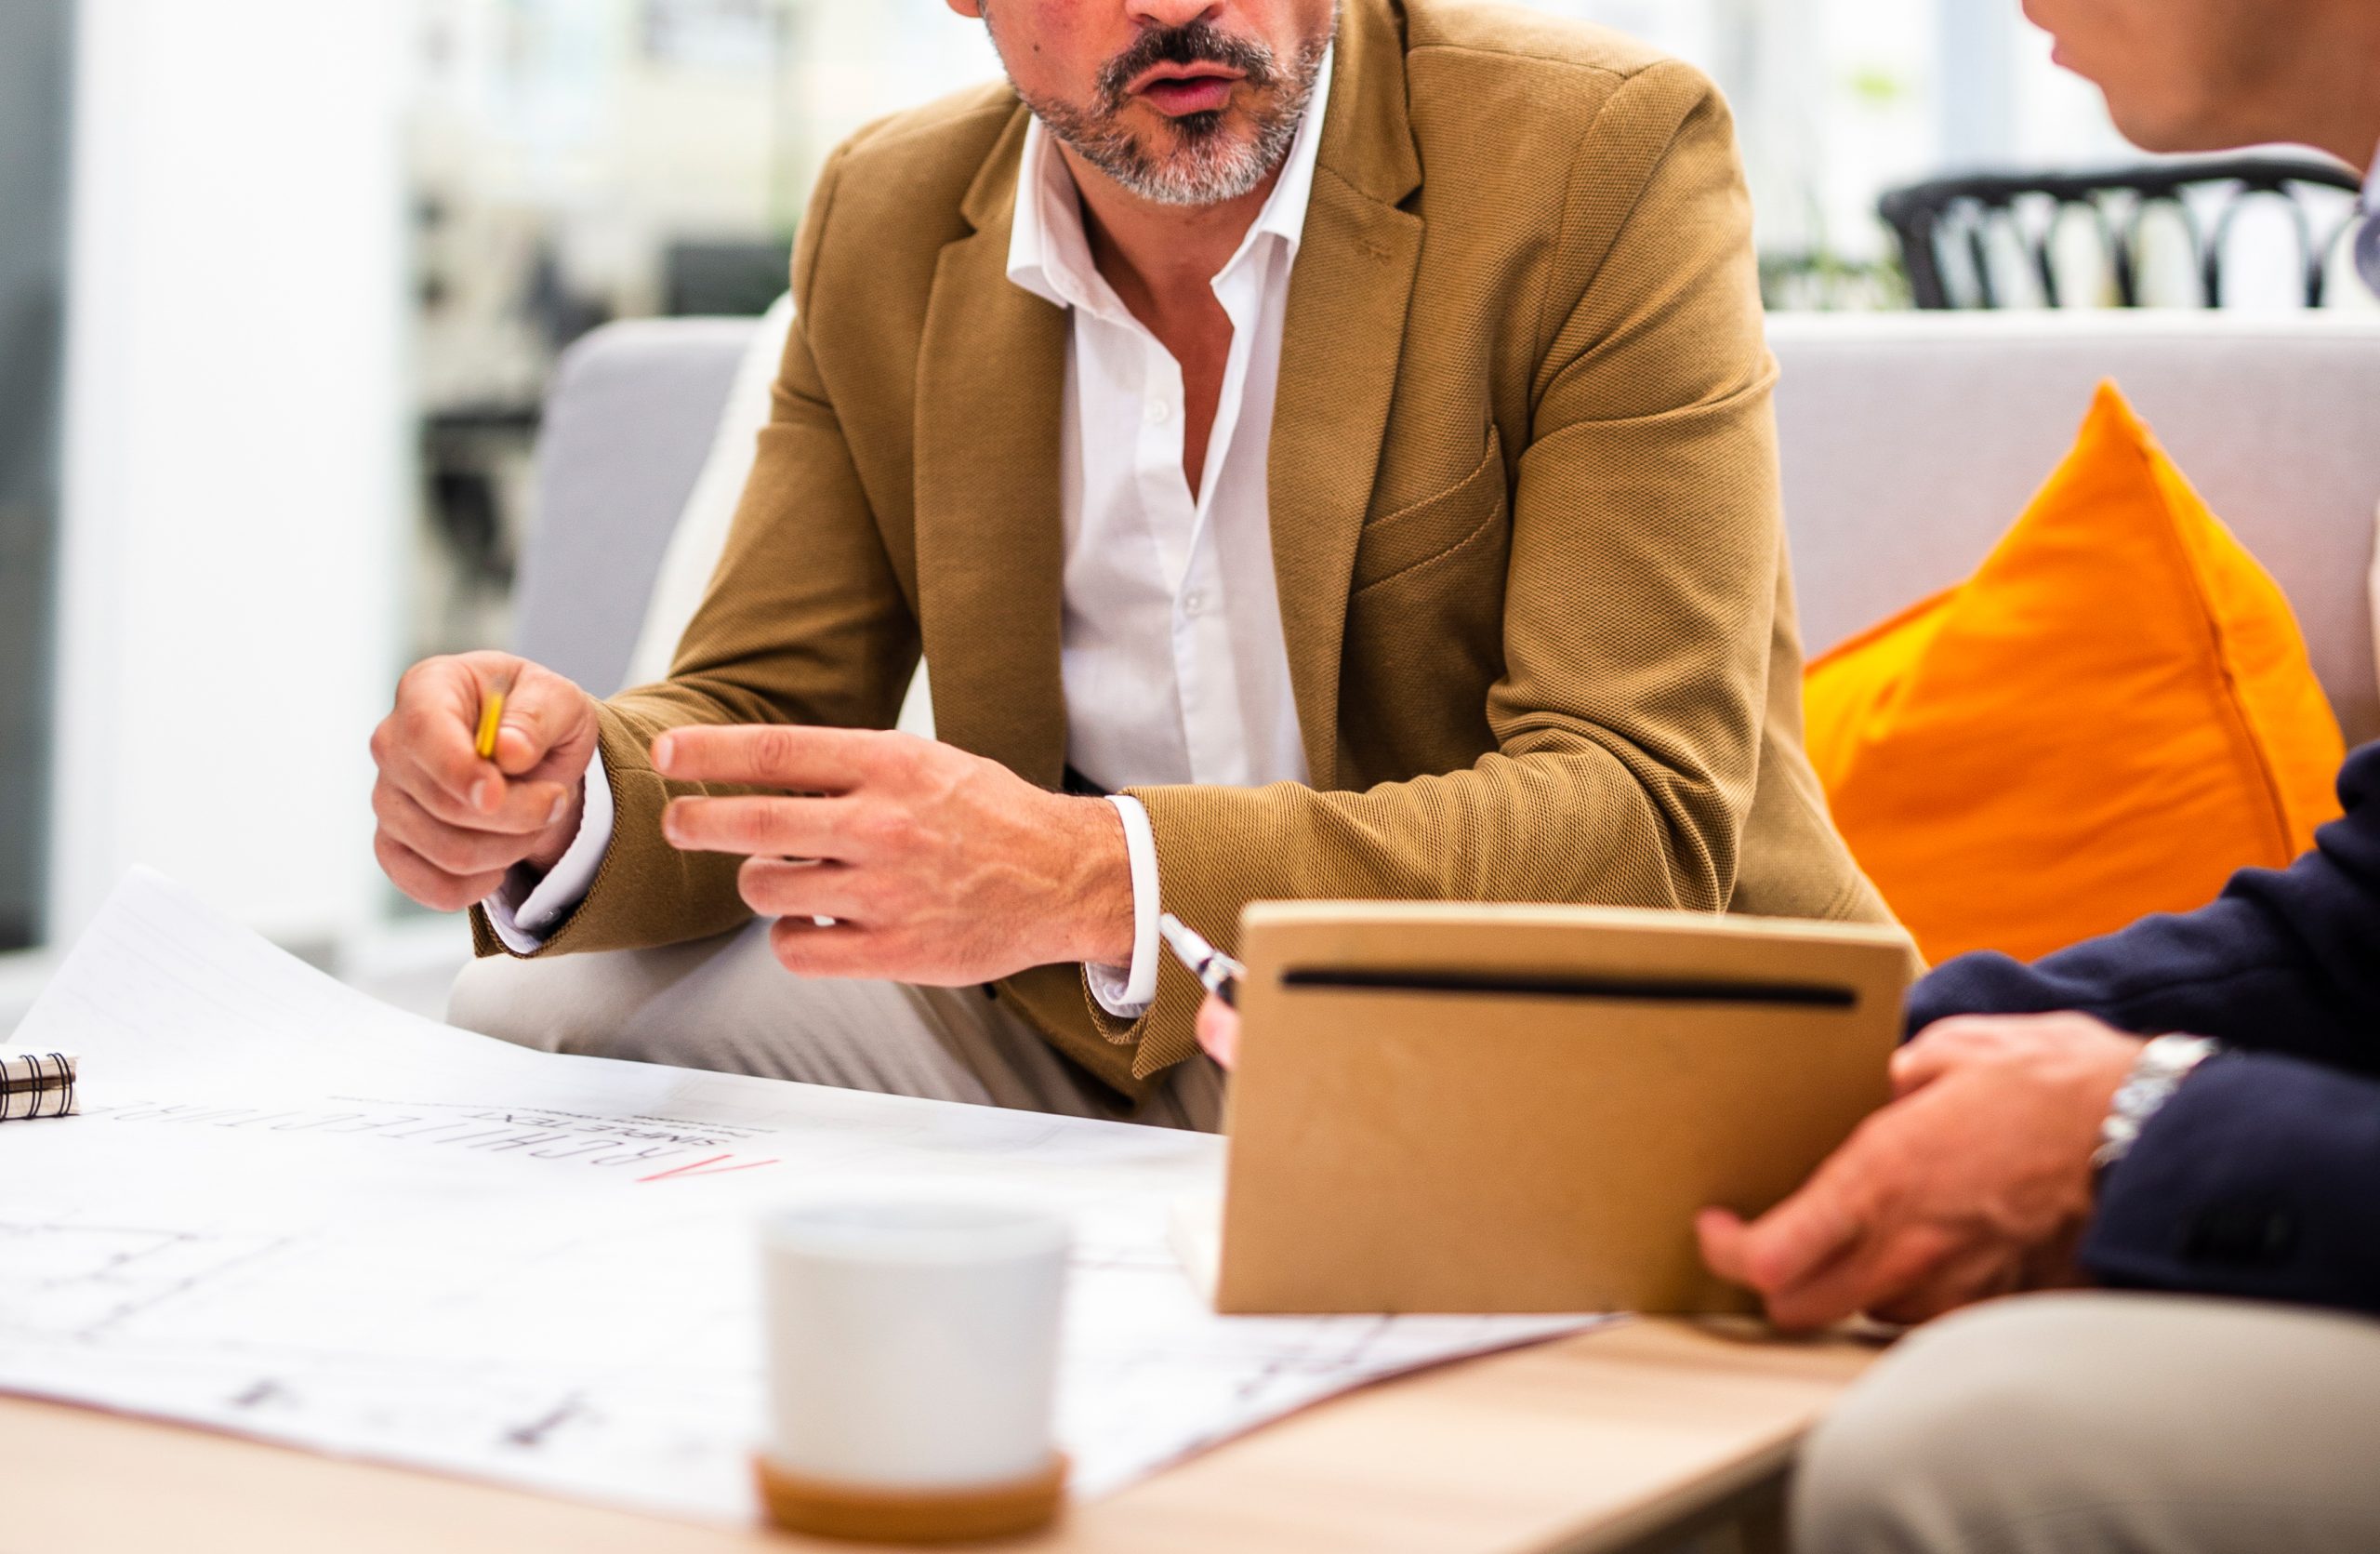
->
[1145, 398, 1171, 425]
[1183, 591, 1205, 617]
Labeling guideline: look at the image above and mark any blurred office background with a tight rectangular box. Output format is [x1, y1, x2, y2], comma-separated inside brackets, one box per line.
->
[0, 0, 2367, 1026]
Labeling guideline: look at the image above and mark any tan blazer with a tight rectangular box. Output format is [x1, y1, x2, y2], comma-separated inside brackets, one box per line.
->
[481, 0, 1892, 1103]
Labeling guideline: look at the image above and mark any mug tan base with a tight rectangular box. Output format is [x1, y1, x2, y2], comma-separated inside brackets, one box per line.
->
[753, 1453, 1069, 1544]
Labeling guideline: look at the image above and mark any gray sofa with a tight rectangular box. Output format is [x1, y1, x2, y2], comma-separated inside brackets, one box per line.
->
[518, 311, 2380, 749]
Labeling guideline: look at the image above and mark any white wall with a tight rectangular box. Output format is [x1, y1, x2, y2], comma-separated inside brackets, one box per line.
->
[54, 0, 413, 948]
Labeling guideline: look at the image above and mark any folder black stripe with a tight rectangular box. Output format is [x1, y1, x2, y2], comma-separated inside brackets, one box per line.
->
[1278, 967, 1861, 1008]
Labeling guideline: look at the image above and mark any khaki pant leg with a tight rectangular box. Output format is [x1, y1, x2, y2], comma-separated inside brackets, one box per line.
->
[445, 919, 1223, 1131]
[1793, 1291, 2380, 1554]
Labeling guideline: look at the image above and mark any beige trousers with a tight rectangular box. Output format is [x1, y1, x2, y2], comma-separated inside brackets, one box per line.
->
[1793, 1292, 2380, 1554]
[446, 919, 1225, 1132]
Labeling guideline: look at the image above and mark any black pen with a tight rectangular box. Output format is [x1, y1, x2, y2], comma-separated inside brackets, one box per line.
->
[1157, 913, 1245, 1008]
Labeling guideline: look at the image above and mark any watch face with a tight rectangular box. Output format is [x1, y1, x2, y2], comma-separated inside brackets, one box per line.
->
[2357, 211, 2380, 301]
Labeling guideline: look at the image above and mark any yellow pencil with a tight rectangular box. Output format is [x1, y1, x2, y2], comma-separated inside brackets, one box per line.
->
[474, 671, 514, 762]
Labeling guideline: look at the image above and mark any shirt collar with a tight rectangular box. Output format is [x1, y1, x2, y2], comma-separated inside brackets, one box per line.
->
[1006, 45, 1335, 313]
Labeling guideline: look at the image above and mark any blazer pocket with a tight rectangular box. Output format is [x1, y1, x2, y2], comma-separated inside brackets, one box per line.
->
[1351, 427, 1507, 593]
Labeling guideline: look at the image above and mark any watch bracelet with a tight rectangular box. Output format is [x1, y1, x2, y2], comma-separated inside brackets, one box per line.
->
[2094, 1033, 2224, 1172]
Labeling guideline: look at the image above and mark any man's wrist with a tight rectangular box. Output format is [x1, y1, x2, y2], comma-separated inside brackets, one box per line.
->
[2094, 1033, 2225, 1172]
[1057, 794, 1137, 967]
[483, 750, 614, 953]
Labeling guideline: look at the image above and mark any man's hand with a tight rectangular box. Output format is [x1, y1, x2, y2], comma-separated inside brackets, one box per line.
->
[1699, 1012, 2147, 1332]
[369, 653, 602, 911]
[654, 724, 1134, 985]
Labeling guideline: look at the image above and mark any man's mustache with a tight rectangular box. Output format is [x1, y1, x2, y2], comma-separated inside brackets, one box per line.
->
[1096, 21, 1278, 112]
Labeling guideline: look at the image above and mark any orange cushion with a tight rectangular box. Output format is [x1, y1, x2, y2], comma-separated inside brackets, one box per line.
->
[1805, 381, 2347, 966]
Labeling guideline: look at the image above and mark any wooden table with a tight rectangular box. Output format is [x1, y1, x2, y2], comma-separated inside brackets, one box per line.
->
[0, 1319, 1877, 1553]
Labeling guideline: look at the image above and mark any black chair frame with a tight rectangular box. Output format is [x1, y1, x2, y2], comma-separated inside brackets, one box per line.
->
[1880, 155, 2364, 310]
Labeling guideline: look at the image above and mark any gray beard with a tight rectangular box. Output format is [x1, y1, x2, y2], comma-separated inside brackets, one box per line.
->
[1012, 33, 1330, 208]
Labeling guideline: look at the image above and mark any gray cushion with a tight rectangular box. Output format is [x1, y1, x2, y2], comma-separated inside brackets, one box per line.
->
[514, 319, 756, 697]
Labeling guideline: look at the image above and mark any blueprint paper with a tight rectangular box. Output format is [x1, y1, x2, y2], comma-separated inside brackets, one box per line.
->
[0, 871, 1603, 1523]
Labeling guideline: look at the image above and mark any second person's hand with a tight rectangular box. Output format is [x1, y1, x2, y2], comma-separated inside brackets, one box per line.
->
[369, 652, 602, 911]
[1697, 1012, 2143, 1331]
[1196, 996, 1242, 1069]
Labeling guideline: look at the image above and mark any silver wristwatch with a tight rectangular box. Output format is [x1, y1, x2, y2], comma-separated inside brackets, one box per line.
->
[2094, 1033, 2224, 1171]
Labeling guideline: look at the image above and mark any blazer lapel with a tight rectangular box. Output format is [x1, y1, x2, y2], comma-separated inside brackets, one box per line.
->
[913, 109, 1073, 790]
[1269, 0, 1423, 789]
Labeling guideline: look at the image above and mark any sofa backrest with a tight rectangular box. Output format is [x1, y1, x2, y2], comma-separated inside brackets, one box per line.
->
[512, 318, 754, 703]
[521, 312, 2380, 745]
[1770, 312, 2380, 744]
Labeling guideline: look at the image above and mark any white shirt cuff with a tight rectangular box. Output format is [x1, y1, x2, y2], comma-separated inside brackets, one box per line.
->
[483, 750, 615, 954]
[1085, 793, 1160, 1019]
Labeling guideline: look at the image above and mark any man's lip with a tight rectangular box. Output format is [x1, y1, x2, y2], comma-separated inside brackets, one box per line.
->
[1127, 61, 1247, 97]
[1139, 76, 1238, 116]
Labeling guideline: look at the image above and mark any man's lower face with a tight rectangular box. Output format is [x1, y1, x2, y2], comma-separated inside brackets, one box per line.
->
[1104, 90, 1289, 203]
[998, 14, 1330, 207]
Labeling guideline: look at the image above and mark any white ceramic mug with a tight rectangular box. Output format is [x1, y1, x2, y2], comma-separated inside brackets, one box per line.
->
[759, 1195, 1070, 1493]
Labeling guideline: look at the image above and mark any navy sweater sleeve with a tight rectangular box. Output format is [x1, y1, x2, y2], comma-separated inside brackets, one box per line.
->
[2082, 1052, 2380, 1315]
[1907, 742, 2380, 1314]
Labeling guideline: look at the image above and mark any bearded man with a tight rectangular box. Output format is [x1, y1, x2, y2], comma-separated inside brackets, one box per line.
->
[370, 0, 1885, 1126]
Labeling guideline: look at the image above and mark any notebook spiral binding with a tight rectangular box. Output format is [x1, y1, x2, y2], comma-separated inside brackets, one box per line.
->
[0, 1052, 79, 1122]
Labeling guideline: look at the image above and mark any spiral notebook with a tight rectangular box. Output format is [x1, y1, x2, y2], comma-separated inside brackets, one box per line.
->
[1, 1050, 79, 1121]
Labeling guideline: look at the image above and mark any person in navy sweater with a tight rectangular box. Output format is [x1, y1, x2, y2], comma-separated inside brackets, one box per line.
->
[1701, 748, 2380, 1551]
[1197, 747, 2380, 1551]
[1696, 745, 2380, 1330]
[1690, 0, 2380, 1535]
[1194, 749, 2380, 1325]
[1190, 755, 2380, 1553]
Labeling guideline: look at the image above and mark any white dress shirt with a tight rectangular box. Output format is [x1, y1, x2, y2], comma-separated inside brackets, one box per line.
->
[490, 55, 1332, 1019]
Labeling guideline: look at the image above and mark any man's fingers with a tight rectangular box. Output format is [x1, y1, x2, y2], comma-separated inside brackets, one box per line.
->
[1868, 1242, 2024, 1328]
[487, 662, 596, 778]
[766, 915, 879, 979]
[652, 724, 887, 792]
[374, 781, 540, 878]
[1764, 1223, 1963, 1333]
[1890, 1016, 2010, 1096]
[391, 742, 569, 835]
[1891, 1028, 1969, 1096]
[1732, 1160, 1875, 1297]
[1195, 997, 1242, 1070]
[667, 796, 860, 860]
[1696, 1209, 1751, 1283]
[383, 654, 586, 800]
[380, 688, 496, 818]
[373, 832, 506, 915]
[465, 777, 572, 835]
[738, 857, 870, 923]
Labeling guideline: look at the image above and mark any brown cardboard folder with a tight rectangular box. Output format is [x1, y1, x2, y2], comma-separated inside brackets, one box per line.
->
[1194, 902, 1915, 1316]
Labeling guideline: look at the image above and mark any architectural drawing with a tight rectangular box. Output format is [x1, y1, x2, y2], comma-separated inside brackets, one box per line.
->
[0, 872, 1599, 1521]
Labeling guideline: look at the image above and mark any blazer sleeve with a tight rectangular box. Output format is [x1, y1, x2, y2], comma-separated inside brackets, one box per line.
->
[1116, 64, 1786, 1075]
[1911, 742, 2380, 1314]
[471, 140, 921, 960]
